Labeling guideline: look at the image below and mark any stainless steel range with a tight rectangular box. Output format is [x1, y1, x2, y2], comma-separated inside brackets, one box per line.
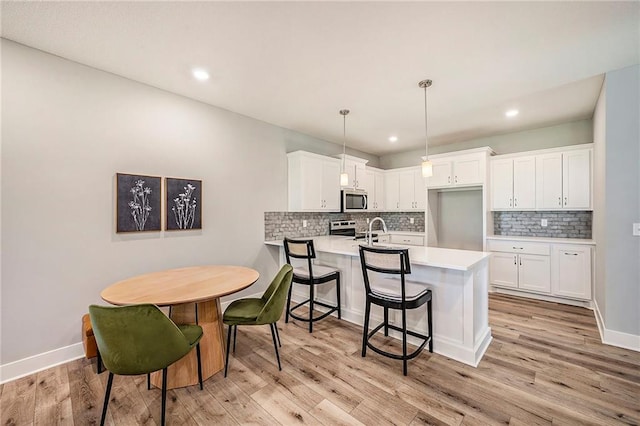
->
[329, 220, 378, 242]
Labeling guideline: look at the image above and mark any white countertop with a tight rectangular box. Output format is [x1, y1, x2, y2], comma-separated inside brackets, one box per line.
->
[265, 235, 490, 271]
[486, 235, 596, 245]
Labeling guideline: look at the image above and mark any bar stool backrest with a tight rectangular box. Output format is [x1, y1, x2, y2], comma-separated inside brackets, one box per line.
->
[283, 238, 316, 279]
[359, 245, 411, 303]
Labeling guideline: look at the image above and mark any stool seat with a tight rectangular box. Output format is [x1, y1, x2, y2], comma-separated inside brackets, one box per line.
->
[293, 264, 339, 280]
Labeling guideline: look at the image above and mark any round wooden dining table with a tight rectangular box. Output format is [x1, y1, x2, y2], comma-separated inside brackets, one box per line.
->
[101, 265, 259, 389]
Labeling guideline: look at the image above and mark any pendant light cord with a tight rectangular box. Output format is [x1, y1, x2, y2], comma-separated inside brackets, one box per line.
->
[424, 84, 428, 158]
[342, 113, 346, 171]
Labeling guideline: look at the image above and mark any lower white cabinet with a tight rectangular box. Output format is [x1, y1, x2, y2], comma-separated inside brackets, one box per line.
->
[389, 234, 425, 246]
[488, 238, 593, 303]
[552, 244, 592, 300]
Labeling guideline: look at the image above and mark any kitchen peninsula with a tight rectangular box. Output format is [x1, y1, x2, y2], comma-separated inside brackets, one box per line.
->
[265, 236, 492, 367]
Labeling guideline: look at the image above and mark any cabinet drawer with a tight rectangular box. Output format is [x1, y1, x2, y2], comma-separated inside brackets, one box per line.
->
[487, 240, 550, 256]
[390, 234, 424, 246]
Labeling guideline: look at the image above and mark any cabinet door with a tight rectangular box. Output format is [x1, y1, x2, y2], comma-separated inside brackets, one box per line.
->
[552, 245, 591, 300]
[453, 156, 482, 186]
[518, 254, 551, 293]
[491, 159, 514, 210]
[301, 156, 323, 210]
[490, 252, 518, 288]
[322, 160, 341, 211]
[536, 153, 563, 209]
[399, 170, 416, 210]
[342, 162, 357, 189]
[513, 156, 536, 209]
[414, 170, 427, 210]
[563, 149, 591, 209]
[427, 159, 452, 188]
[362, 170, 375, 210]
[374, 172, 385, 210]
[390, 234, 425, 246]
[385, 172, 400, 210]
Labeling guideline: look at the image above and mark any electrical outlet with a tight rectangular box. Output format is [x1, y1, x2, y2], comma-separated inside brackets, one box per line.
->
[410, 218, 415, 224]
[302, 220, 308, 228]
[633, 223, 640, 236]
[366, 218, 370, 224]
[541, 219, 548, 227]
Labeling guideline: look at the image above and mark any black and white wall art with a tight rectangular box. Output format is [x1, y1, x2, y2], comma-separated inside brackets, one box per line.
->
[165, 177, 202, 230]
[116, 173, 162, 232]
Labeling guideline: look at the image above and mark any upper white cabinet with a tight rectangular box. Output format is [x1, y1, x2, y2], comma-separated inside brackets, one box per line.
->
[536, 149, 591, 210]
[427, 149, 493, 189]
[288, 151, 341, 211]
[363, 167, 385, 211]
[491, 156, 536, 210]
[385, 167, 425, 211]
[336, 155, 368, 190]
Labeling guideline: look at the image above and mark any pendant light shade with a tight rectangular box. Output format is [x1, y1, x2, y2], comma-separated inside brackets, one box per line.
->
[419, 79, 433, 178]
[339, 109, 350, 186]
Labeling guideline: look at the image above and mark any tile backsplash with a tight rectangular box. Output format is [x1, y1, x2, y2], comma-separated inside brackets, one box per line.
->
[264, 211, 425, 241]
[493, 211, 592, 239]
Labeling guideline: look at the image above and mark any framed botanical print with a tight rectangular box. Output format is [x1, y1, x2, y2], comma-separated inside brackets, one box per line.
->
[165, 177, 202, 230]
[116, 173, 162, 232]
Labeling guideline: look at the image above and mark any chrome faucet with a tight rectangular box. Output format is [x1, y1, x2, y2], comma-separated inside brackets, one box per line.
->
[368, 217, 388, 246]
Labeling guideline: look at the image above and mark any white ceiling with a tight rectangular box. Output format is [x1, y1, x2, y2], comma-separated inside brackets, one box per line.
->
[2, 1, 638, 156]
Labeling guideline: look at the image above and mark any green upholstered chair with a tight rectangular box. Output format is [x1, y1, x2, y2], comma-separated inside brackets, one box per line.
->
[223, 264, 293, 377]
[89, 304, 203, 426]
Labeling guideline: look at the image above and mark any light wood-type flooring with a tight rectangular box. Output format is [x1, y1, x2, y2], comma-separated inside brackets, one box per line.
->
[2, 294, 639, 425]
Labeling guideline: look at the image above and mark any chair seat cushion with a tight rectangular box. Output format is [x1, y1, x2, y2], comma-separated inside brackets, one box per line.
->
[293, 264, 339, 280]
[177, 324, 203, 346]
[223, 298, 264, 325]
[370, 278, 430, 302]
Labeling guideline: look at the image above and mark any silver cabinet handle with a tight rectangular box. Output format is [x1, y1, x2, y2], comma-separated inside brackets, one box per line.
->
[509, 198, 513, 207]
[397, 202, 399, 209]
[519, 257, 522, 266]
[455, 176, 458, 183]
[564, 197, 568, 206]
[564, 252, 578, 256]
[514, 255, 517, 265]
[512, 247, 524, 250]
[448, 176, 451, 183]
[558, 197, 561, 206]
[514, 198, 518, 207]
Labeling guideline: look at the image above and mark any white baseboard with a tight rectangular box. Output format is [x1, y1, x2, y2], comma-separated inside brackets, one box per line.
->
[0, 293, 265, 385]
[0, 343, 85, 384]
[593, 300, 640, 352]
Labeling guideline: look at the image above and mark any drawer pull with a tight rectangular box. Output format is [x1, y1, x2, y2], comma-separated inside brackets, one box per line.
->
[564, 252, 578, 256]
[512, 246, 524, 250]
[514, 255, 517, 265]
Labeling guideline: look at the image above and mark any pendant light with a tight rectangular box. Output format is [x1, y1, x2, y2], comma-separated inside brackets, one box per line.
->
[419, 79, 433, 177]
[339, 109, 350, 187]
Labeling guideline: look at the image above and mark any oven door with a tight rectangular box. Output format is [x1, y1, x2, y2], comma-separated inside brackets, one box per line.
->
[342, 191, 368, 211]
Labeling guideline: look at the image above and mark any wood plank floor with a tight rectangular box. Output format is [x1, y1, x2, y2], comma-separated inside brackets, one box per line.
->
[2, 294, 639, 425]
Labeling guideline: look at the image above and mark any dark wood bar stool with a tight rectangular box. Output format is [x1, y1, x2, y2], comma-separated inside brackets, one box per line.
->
[358, 245, 433, 375]
[283, 238, 341, 333]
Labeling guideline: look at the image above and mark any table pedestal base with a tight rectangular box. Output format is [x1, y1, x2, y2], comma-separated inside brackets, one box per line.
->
[150, 299, 225, 389]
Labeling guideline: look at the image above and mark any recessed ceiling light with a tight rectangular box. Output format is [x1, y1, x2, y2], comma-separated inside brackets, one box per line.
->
[505, 109, 519, 118]
[192, 68, 210, 81]
[389, 136, 398, 143]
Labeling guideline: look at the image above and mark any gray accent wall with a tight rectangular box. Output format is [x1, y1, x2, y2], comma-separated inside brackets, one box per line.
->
[594, 64, 640, 337]
[493, 211, 592, 239]
[379, 120, 593, 169]
[0, 40, 379, 365]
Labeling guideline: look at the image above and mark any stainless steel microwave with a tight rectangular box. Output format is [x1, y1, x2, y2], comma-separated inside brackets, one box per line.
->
[341, 190, 368, 212]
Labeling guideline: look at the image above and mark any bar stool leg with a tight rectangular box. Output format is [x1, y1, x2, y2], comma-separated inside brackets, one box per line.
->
[309, 282, 315, 333]
[428, 299, 433, 352]
[362, 298, 371, 357]
[285, 283, 293, 324]
[402, 308, 408, 376]
[336, 274, 342, 319]
[384, 307, 389, 336]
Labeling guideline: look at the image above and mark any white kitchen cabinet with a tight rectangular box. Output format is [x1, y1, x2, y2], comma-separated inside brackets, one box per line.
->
[488, 240, 551, 294]
[536, 148, 591, 210]
[427, 152, 487, 189]
[552, 244, 592, 300]
[387, 167, 425, 211]
[389, 234, 425, 246]
[490, 156, 536, 210]
[364, 168, 385, 211]
[336, 155, 368, 190]
[288, 151, 341, 211]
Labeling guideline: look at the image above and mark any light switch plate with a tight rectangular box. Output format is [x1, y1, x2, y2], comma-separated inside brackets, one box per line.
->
[633, 223, 640, 236]
[303, 220, 308, 228]
[410, 218, 415, 224]
[541, 219, 548, 227]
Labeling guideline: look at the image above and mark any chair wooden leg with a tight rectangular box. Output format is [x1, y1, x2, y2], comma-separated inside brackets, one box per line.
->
[233, 325, 238, 354]
[100, 372, 114, 426]
[224, 324, 232, 378]
[196, 343, 203, 390]
[384, 307, 389, 336]
[336, 274, 342, 320]
[270, 323, 282, 371]
[402, 308, 408, 376]
[285, 283, 293, 323]
[309, 283, 315, 333]
[362, 299, 371, 357]
[161, 368, 168, 426]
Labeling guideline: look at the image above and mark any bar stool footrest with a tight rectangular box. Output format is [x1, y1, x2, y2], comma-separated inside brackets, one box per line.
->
[366, 322, 431, 360]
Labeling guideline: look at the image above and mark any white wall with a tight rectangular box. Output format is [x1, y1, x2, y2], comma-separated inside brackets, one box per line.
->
[592, 80, 607, 320]
[600, 64, 640, 337]
[380, 120, 593, 169]
[0, 40, 377, 370]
